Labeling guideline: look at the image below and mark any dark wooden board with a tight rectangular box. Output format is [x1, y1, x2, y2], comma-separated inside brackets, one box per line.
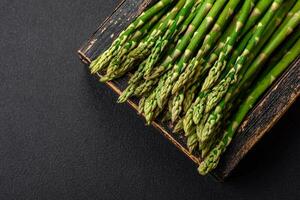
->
[78, 0, 300, 180]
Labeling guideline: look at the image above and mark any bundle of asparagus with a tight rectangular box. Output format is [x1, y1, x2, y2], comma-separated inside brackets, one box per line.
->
[90, 0, 300, 175]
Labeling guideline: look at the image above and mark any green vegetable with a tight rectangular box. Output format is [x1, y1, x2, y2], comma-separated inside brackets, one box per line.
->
[198, 37, 300, 175]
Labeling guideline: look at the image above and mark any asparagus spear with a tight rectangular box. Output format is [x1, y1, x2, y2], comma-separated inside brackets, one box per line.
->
[106, 6, 170, 77]
[171, 72, 204, 123]
[171, 1, 252, 92]
[176, 0, 204, 37]
[172, 0, 243, 94]
[143, 70, 171, 122]
[205, 0, 283, 115]
[261, 27, 300, 78]
[200, 0, 252, 92]
[197, 0, 283, 145]
[221, 0, 295, 85]
[126, 3, 201, 87]
[90, 0, 176, 73]
[102, 0, 186, 79]
[220, 1, 292, 85]
[182, 0, 252, 135]
[142, 0, 197, 78]
[101, 0, 187, 82]
[157, 0, 227, 110]
[171, 90, 185, 123]
[200, 1, 299, 152]
[183, 82, 202, 114]
[134, 78, 159, 97]
[146, 0, 217, 80]
[240, 0, 274, 37]
[198, 0, 296, 148]
[198, 37, 300, 175]
[240, 3, 300, 89]
[118, 1, 197, 103]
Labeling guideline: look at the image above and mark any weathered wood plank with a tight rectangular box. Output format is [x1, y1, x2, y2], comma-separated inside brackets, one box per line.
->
[78, 0, 300, 180]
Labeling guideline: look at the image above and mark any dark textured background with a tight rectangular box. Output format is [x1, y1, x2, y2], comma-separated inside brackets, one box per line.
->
[0, 0, 299, 199]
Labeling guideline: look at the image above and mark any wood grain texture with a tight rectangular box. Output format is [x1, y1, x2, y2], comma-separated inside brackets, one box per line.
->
[78, 0, 300, 180]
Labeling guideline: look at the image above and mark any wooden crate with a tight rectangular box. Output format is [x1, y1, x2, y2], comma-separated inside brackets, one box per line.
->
[77, 0, 300, 180]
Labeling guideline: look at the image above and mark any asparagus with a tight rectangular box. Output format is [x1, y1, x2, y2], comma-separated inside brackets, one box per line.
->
[106, 6, 170, 77]
[157, 0, 227, 110]
[223, 0, 295, 83]
[146, 0, 217, 80]
[172, 0, 243, 94]
[90, 0, 300, 175]
[173, 119, 184, 133]
[183, 91, 208, 137]
[134, 78, 159, 97]
[205, 0, 283, 115]
[176, 0, 204, 37]
[236, 2, 300, 93]
[262, 27, 300, 78]
[183, 82, 202, 114]
[182, 0, 252, 135]
[143, 70, 171, 122]
[118, 1, 197, 102]
[90, 0, 175, 73]
[240, 0, 274, 37]
[171, 90, 185, 123]
[128, 41, 176, 86]
[240, 3, 300, 89]
[224, 2, 291, 80]
[198, 37, 300, 175]
[101, 0, 188, 81]
[198, 0, 295, 146]
[200, 0, 252, 92]
[200, 1, 299, 152]
[172, 2, 250, 92]
[198, 0, 283, 144]
[171, 74, 204, 122]
[242, 0, 297, 74]
[142, 0, 196, 78]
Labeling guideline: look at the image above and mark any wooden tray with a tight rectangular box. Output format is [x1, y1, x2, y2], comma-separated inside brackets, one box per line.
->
[77, 0, 300, 180]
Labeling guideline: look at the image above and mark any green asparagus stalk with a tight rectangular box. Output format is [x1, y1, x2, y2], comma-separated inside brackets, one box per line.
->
[183, 91, 208, 136]
[101, 0, 187, 81]
[118, 1, 197, 103]
[223, 0, 295, 84]
[192, 0, 283, 146]
[240, 4, 300, 89]
[128, 41, 176, 86]
[171, 75, 204, 123]
[90, 0, 175, 73]
[134, 78, 159, 97]
[143, 0, 197, 77]
[176, 0, 204, 37]
[198, 37, 300, 175]
[198, 0, 295, 146]
[236, 2, 300, 95]
[146, 0, 217, 80]
[172, 0, 244, 94]
[173, 118, 184, 133]
[240, 0, 274, 37]
[171, 90, 185, 123]
[199, 1, 299, 152]
[183, 0, 252, 133]
[183, 82, 202, 114]
[205, 0, 283, 115]
[106, 6, 170, 77]
[200, 0, 252, 92]
[143, 70, 171, 123]
[261, 27, 300, 78]
[157, 0, 227, 109]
